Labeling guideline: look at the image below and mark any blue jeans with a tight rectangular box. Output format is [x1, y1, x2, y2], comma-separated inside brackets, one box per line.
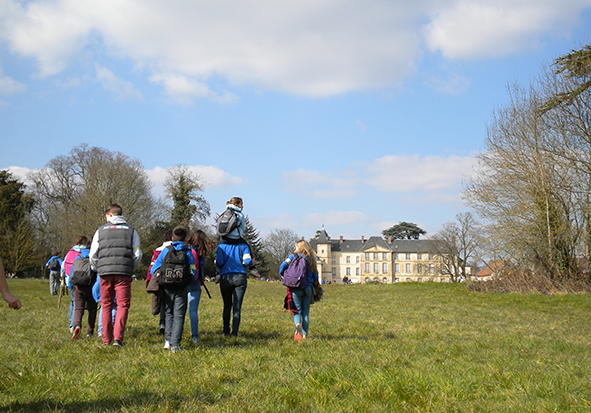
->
[68, 286, 75, 328]
[220, 273, 247, 336]
[162, 288, 188, 347]
[188, 285, 202, 340]
[291, 286, 312, 336]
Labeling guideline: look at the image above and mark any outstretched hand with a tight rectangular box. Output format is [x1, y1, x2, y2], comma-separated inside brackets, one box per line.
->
[3, 292, 21, 310]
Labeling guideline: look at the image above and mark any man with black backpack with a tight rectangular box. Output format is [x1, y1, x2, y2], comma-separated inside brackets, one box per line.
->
[150, 226, 197, 353]
[45, 252, 62, 296]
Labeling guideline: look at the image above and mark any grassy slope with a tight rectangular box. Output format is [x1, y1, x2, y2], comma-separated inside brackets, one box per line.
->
[0, 279, 590, 412]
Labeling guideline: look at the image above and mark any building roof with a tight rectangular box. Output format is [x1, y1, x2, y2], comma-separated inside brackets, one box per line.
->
[310, 229, 437, 253]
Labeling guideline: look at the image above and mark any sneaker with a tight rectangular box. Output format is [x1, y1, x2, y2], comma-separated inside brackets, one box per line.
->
[86, 332, 93, 338]
[170, 347, 179, 353]
[72, 326, 81, 340]
[159, 326, 165, 335]
[164, 341, 170, 350]
[69, 326, 74, 334]
[249, 268, 261, 278]
[112, 340, 125, 348]
[294, 324, 303, 342]
[192, 337, 200, 344]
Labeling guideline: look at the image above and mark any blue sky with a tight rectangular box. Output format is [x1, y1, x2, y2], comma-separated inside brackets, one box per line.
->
[1, 0, 590, 240]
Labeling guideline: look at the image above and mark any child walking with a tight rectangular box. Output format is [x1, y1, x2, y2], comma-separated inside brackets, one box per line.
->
[150, 226, 197, 352]
[279, 240, 319, 341]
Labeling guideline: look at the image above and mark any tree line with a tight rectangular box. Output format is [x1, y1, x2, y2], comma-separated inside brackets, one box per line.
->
[0, 145, 300, 280]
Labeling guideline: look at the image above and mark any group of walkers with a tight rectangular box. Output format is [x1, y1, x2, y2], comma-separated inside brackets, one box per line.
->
[42, 196, 320, 351]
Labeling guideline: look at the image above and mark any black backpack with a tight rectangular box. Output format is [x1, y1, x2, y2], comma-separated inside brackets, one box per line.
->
[157, 245, 192, 290]
[70, 257, 97, 286]
[48, 257, 60, 271]
[216, 209, 239, 237]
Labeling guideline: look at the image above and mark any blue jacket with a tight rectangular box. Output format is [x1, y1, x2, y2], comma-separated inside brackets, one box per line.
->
[187, 249, 205, 292]
[45, 255, 62, 271]
[223, 204, 245, 240]
[279, 253, 318, 286]
[150, 241, 197, 283]
[215, 243, 253, 276]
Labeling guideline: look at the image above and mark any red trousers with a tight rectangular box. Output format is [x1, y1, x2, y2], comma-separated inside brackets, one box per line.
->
[100, 275, 132, 344]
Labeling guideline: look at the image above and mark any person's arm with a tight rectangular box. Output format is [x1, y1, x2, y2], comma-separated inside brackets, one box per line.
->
[279, 254, 294, 276]
[150, 248, 168, 276]
[89, 230, 100, 269]
[241, 245, 253, 268]
[0, 258, 21, 310]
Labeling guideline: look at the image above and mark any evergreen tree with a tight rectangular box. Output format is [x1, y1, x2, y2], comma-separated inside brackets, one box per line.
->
[242, 216, 271, 278]
[382, 222, 426, 239]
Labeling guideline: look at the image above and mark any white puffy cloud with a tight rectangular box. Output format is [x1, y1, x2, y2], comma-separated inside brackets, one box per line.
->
[365, 154, 477, 192]
[95, 64, 142, 100]
[0, 0, 589, 100]
[145, 165, 244, 195]
[280, 168, 360, 199]
[424, 0, 589, 59]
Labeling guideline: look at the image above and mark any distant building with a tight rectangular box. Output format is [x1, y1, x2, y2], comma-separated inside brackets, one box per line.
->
[309, 228, 451, 284]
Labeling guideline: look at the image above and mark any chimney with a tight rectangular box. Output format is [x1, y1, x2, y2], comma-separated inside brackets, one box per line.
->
[388, 236, 392, 244]
[340, 236, 343, 243]
[301, 236, 305, 240]
[361, 235, 364, 243]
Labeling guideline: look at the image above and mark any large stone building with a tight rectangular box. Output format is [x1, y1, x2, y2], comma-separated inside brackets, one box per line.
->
[309, 229, 449, 284]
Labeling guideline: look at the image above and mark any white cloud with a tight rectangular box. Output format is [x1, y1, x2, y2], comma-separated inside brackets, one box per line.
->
[365, 154, 477, 192]
[424, 0, 589, 59]
[95, 64, 143, 100]
[149, 73, 238, 105]
[145, 165, 244, 195]
[4, 166, 37, 186]
[280, 168, 360, 199]
[0, 65, 25, 95]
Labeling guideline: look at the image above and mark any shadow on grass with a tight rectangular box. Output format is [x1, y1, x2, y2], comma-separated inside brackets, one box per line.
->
[2, 390, 225, 412]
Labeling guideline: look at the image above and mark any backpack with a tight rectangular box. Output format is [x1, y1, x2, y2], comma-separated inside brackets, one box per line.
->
[282, 255, 308, 289]
[48, 257, 60, 271]
[70, 257, 97, 286]
[216, 208, 239, 237]
[157, 245, 192, 290]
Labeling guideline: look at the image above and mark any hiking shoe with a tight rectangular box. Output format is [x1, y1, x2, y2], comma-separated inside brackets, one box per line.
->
[72, 326, 81, 340]
[170, 347, 180, 353]
[294, 324, 303, 341]
[250, 268, 261, 278]
[192, 337, 200, 344]
[112, 340, 125, 348]
[69, 326, 74, 334]
[159, 325, 165, 335]
[164, 341, 170, 350]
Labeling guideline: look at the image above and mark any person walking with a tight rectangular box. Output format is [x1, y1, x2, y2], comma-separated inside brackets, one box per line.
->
[70, 239, 97, 340]
[146, 230, 172, 335]
[45, 252, 62, 296]
[279, 240, 319, 341]
[187, 230, 216, 343]
[89, 204, 142, 348]
[61, 237, 88, 333]
[215, 231, 255, 337]
[150, 226, 196, 352]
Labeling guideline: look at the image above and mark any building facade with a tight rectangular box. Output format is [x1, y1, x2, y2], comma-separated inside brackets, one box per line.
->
[310, 229, 450, 284]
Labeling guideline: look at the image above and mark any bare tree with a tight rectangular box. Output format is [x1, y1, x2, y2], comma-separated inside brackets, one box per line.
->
[264, 228, 299, 278]
[431, 212, 482, 282]
[29, 145, 158, 255]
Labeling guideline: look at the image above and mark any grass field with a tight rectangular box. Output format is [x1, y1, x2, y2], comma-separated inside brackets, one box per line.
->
[0, 279, 590, 412]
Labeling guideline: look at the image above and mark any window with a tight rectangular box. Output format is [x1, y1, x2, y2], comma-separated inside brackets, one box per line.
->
[365, 253, 370, 260]
[382, 277, 388, 284]
[365, 277, 369, 283]
[406, 263, 411, 273]
[346, 267, 351, 276]
[356, 256, 360, 263]
[418, 278, 422, 283]
[321, 249, 325, 254]
[429, 253, 434, 260]
[382, 253, 388, 260]
[417, 264, 422, 274]
[356, 267, 360, 276]
[406, 278, 411, 282]
[331, 256, 336, 264]
[346, 256, 351, 263]
[374, 263, 379, 273]
[406, 253, 411, 260]
[429, 264, 434, 274]
[332, 268, 336, 276]
[394, 253, 399, 260]
[365, 263, 370, 272]
[417, 253, 422, 260]
[373, 252, 378, 260]
[440, 278, 446, 283]
[382, 263, 388, 273]
[395, 263, 400, 273]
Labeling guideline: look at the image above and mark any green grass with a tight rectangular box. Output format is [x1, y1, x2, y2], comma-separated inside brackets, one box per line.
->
[1, 279, 591, 412]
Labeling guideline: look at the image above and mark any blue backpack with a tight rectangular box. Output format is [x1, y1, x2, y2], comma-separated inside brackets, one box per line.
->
[282, 255, 308, 289]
